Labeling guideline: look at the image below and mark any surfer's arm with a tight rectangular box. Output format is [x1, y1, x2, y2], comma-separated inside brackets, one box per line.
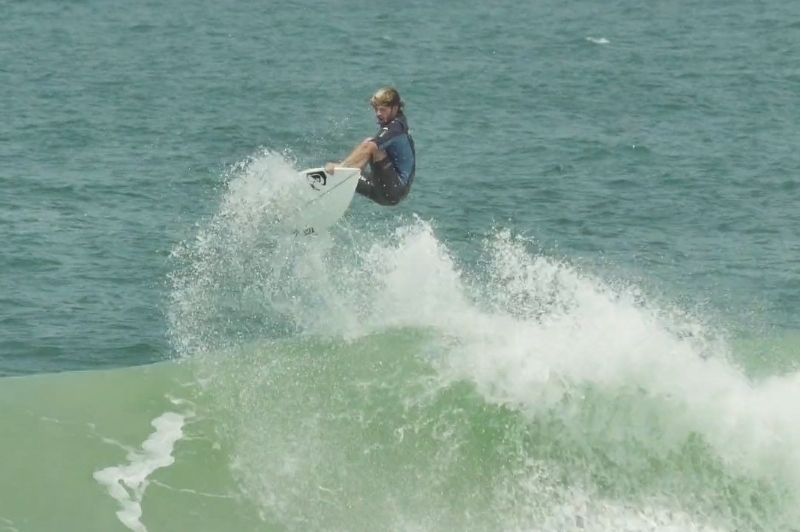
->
[326, 122, 404, 174]
[326, 139, 379, 174]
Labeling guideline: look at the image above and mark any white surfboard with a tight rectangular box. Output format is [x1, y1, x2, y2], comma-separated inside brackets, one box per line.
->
[277, 166, 361, 235]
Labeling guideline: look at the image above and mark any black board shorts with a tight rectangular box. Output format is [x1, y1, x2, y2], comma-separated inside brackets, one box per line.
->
[356, 158, 411, 206]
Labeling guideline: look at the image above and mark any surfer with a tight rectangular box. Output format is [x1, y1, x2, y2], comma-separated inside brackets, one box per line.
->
[325, 87, 416, 206]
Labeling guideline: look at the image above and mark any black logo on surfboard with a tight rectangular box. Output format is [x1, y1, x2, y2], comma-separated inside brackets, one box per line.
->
[292, 227, 316, 236]
[306, 171, 327, 191]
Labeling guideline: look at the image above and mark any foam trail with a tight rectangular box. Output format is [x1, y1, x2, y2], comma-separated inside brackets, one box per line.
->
[93, 412, 187, 532]
[0, 517, 19, 532]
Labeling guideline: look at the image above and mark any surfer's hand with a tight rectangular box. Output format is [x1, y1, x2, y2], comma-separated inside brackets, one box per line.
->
[325, 163, 335, 174]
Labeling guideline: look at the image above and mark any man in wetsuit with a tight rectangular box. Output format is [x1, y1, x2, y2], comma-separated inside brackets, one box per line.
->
[325, 87, 416, 206]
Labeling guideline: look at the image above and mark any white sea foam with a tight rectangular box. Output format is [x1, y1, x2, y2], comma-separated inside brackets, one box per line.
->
[93, 412, 188, 532]
[363, 224, 800, 488]
[0, 516, 20, 532]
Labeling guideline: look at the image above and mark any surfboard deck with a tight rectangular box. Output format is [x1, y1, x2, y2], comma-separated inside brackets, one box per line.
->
[277, 166, 361, 235]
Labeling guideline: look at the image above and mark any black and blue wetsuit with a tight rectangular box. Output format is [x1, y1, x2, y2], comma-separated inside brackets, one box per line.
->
[357, 113, 416, 206]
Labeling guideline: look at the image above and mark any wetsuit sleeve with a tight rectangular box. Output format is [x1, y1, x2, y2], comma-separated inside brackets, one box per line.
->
[370, 120, 406, 151]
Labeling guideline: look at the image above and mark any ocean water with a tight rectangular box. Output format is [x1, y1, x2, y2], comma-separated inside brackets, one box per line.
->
[2, 0, 800, 530]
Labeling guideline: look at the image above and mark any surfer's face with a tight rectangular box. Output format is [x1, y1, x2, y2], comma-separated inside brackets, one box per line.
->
[372, 104, 397, 126]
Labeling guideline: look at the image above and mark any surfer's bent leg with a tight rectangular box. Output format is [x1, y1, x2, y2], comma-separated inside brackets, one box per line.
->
[342, 141, 407, 206]
[355, 167, 380, 203]
[357, 157, 408, 206]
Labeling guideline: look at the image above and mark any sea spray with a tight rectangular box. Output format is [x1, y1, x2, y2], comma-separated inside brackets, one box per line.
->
[167, 150, 800, 531]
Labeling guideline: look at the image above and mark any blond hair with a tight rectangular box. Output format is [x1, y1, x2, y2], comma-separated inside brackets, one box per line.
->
[370, 87, 404, 110]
